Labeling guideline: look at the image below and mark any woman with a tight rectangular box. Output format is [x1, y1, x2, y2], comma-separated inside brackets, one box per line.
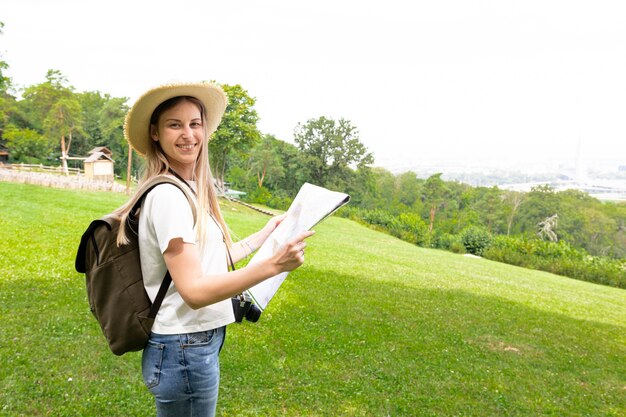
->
[118, 82, 313, 416]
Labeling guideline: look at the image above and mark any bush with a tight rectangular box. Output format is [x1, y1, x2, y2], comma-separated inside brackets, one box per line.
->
[459, 226, 492, 256]
[433, 233, 464, 253]
[248, 186, 272, 204]
[362, 209, 397, 228]
[397, 213, 429, 246]
[483, 236, 626, 289]
[264, 191, 293, 211]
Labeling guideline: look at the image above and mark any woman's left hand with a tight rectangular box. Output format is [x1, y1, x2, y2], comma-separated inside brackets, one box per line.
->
[260, 213, 287, 240]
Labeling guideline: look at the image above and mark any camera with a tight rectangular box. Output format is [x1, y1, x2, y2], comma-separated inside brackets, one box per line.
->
[231, 293, 262, 323]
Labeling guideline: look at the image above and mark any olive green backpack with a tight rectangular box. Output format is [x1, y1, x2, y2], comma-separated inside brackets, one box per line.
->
[75, 175, 196, 355]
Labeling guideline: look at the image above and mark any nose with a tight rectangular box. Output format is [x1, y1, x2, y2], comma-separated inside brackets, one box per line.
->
[182, 124, 193, 138]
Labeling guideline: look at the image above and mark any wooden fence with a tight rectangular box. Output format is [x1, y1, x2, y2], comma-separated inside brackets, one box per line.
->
[0, 165, 128, 193]
[6, 163, 83, 175]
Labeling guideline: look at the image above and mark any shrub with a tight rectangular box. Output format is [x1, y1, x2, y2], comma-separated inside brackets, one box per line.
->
[483, 235, 626, 289]
[459, 226, 492, 256]
[362, 209, 397, 228]
[397, 213, 429, 246]
[433, 233, 464, 253]
[265, 192, 293, 211]
[248, 186, 272, 204]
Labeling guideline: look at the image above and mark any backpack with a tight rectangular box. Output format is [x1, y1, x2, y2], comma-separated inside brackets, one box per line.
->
[75, 175, 196, 355]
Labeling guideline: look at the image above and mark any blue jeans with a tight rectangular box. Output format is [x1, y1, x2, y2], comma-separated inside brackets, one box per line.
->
[142, 327, 226, 417]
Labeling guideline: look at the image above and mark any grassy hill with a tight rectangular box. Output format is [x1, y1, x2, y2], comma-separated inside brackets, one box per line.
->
[0, 182, 624, 416]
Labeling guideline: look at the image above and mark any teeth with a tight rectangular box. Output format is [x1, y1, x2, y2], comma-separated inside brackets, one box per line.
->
[178, 144, 195, 150]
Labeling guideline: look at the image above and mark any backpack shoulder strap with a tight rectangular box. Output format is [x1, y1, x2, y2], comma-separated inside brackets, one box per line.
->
[131, 175, 198, 225]
[132, 175, 198, 319]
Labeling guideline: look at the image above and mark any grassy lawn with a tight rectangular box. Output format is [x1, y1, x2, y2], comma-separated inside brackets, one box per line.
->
[0, 181, 624, 416]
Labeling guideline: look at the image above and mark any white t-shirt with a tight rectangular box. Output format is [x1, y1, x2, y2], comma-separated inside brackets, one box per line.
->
[138, 182, 235, 334]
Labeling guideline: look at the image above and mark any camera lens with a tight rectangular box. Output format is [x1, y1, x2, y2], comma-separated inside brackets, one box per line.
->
[245, 304, 262, 322]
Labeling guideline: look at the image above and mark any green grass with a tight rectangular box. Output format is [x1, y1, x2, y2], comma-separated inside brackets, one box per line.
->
[1, 181, 625, 416]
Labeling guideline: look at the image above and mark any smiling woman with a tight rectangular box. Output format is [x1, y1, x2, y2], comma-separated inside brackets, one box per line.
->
[109, 82, 315, 417]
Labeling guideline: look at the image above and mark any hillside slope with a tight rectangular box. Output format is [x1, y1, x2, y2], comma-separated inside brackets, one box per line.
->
[0, 182, 624, 416]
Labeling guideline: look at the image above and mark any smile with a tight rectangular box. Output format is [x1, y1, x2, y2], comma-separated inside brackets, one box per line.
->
[177, 144, 196, 150]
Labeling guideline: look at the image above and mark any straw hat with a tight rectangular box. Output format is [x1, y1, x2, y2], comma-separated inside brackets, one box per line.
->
[124, 82, 228, 156]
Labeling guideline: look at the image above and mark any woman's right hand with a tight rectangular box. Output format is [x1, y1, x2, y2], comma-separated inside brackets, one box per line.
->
[271, 230, 315, 273]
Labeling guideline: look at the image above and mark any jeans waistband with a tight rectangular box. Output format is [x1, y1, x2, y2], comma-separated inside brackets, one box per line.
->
[150, 326, 225, 346]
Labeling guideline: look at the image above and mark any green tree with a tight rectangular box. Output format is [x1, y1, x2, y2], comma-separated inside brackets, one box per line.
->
[516, 185, 559, 236]
[21, 70, 71, 131]
[209, 83, 261, 188]
[3, 126, 50, 163]
[472, 186, 506, 233]
[265, 138, 311, 197]
[370, 167, 397, 210]
[421, 173, 450, 234]
[502, 190, 525, 235]
[0, 21, 19, 142]
[44, 96, 83, 173]
[97, 94, 132, 177]
[293, 116, 373, 188]
[345, 166, 381, 209]
[21, 70, 83, 172]
[395, 171, 423, 210]
[248, 134, 285, 189]
[0, 22, 10, 94]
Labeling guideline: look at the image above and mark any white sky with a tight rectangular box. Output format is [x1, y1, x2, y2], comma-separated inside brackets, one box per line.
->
[2, 0, 625, 171]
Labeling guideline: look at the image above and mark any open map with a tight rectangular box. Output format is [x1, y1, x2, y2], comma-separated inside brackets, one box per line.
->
[246, 183, 350, 310]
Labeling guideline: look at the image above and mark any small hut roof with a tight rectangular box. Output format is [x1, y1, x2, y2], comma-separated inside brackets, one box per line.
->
[88, 147, 112, 156]
[84, 152, 114, 163]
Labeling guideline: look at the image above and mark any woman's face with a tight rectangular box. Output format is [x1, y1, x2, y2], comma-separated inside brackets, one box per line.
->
[151, 100, 204, 178]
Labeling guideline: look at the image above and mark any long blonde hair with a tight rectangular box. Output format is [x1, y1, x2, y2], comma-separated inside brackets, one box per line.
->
[114, 96, 232, 249]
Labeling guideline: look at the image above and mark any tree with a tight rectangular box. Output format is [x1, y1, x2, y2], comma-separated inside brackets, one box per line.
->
[395, 171, 422, 209]
[21, 70, 83, 172]
[21, 70, 71, 131]
[209, 83, 261, 188]
[263, 138, 310, 197]
[44, 96, 83, 174]
[98, 94, 132, 177]
[472, 186, 506, 233]
[293, 116, 373, 188]
[248, 134, 284, 189]
[517, 185, 559, 236]
[0, 21, 18, 141]
[421, 173, 450, 234]
[0, 22, 11, 94]
[3, 126, 50, 163]
[502, 190, 524, 235]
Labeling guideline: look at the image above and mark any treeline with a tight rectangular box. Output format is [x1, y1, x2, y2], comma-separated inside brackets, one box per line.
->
[228, 139, 626, 259]
[226, 140, 626, 288]
[1, 69, 135, 174]
[0, 68, 262, 186]
[1, 40, 624, 288]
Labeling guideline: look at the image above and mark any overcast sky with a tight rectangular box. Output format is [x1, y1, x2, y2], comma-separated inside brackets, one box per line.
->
[2, 0, 625, 171]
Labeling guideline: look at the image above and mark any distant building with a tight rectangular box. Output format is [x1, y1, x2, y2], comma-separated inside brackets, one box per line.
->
[88, 147, 113, 158]
[84, 147, 115, 182]
[221, 182, 247, 199]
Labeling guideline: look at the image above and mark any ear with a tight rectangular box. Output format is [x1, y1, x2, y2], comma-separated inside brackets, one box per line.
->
[150, 125, 159, 142]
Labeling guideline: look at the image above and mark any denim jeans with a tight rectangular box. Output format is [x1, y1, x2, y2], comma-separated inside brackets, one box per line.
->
[142, 326, 226, 417]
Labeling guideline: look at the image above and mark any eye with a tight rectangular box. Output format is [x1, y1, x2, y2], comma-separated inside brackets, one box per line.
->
[191, 121, 203, 128]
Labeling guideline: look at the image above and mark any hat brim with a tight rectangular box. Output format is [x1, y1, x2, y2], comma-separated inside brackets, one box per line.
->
[124, 83, 227, 156]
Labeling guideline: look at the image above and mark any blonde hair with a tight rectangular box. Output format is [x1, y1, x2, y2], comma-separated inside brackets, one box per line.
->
[114, 96, 232, 249]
